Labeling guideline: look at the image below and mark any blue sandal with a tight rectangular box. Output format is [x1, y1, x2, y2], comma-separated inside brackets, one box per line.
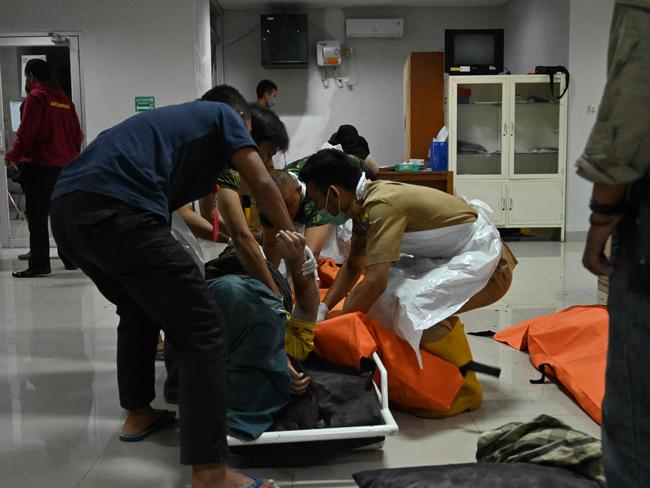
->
[247, 475, 277, 487]
[247, 475, 263, 488]
[119, 409, 176, 442]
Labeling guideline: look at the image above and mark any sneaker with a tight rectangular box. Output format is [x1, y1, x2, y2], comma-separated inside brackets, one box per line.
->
[18, 251, 31, 261]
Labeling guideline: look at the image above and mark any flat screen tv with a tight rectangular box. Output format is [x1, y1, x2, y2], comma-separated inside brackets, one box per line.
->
[261, 14, 309, 68]
[445, 29, 504, 75]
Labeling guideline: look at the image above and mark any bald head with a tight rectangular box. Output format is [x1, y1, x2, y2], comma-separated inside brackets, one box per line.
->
[270, 170, 302, 220]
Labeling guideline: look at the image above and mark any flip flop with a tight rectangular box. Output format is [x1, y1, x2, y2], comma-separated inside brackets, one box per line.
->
[119, 409, 176, 442]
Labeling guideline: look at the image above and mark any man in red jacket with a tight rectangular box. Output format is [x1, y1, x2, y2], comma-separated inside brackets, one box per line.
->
[4, 59, 83, 277]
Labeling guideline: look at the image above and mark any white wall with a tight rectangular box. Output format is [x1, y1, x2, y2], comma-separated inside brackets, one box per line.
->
[566, 0, 614, 232]
[0, 0, 211, 142]
[504, 0, 570, 74]
[221, 7, 504, 165]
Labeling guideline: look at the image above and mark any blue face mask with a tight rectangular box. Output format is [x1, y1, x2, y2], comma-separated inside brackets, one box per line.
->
[319, 187, 348, 226]
[267, 98, 276, 108]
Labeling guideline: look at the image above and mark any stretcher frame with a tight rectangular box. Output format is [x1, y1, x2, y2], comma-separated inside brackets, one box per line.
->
[227, 352, 399, 446]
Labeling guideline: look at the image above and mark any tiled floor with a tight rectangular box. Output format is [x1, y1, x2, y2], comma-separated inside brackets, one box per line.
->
[0, 241, 603, 488]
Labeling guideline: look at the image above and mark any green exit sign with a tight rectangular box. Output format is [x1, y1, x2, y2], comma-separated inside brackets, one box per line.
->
[135, 96, 155, 112]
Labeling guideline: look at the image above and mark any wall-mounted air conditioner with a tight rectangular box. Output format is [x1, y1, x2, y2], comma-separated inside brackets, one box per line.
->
[345, 19, 404, 39]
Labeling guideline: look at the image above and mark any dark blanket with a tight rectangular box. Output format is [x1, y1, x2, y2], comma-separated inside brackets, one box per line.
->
[231, 355, 385, 465]
[271, 355, 383, 432]
[353, 462, 602, 488]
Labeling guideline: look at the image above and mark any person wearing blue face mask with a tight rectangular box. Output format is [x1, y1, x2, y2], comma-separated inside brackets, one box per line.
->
[255, 79, 278, 109]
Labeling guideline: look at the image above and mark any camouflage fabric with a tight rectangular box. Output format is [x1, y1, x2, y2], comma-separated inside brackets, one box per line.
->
[477, 414, 605, 485]
[216, 168, 241, 191]
[284, 153, 364, 175]
[261, 153, 365, 228]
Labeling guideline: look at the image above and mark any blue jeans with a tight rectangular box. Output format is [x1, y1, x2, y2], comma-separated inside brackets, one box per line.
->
[603, 176, 650, 487]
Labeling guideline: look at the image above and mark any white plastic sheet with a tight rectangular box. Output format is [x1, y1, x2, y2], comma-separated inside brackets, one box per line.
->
[319, 219, 353, 265]
[170, 211, 206, 278]
[367, 201, 502, 366]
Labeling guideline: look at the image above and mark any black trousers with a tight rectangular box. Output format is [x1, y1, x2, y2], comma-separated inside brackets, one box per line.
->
[19, 164, 69, 269]
[602, 175, 650, 487]
[50, 191, 229, 465]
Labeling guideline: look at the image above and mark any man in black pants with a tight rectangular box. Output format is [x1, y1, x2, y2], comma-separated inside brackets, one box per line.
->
[4, 59, 82, 277]
[50, 85, 292, 488]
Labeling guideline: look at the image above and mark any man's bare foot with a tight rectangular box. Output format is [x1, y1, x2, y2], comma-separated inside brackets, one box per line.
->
[193, 463, 276, 488]
[121, 406, 164, 437]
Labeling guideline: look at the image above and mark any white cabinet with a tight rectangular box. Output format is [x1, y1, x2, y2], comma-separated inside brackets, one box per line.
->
[455, 181, 507, 226]
[508, 180, 564, 226]
[448, 74, 568, 239]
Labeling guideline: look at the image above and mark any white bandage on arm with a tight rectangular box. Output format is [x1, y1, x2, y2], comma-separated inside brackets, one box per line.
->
[316, 302, 330, 322]
[302, 245, 318, 279]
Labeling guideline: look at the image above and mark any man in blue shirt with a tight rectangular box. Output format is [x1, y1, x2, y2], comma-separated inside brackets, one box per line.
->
[50, 85, 291, 488]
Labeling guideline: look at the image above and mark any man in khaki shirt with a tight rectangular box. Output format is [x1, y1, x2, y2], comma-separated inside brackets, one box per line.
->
[298, 149, 516, 330]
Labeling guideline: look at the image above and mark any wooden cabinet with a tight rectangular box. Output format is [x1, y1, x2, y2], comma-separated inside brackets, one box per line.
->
[448, 74, 568, 239]
[377, 169, 453, 194]
[403, 52, 444, 160]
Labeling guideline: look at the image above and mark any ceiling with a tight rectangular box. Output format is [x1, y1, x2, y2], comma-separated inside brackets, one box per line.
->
[217, 0, 509, 10]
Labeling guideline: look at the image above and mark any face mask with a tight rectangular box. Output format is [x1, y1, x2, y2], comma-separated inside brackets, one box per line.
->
[319, 187, 348, 226]
[267, 98, 276, 108]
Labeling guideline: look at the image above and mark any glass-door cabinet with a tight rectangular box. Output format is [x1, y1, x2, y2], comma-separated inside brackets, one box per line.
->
[449, 77, 509, 179]
[509, 76, 567, 178]
[448, 74, 568, 239]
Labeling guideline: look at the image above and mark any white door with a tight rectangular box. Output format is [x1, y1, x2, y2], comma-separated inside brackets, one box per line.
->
[507, 180, 564, 226]
[455, 181, 507, 226]
[0, 34, 83, 249]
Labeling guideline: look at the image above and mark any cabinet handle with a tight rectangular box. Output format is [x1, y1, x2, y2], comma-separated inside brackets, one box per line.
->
[503, 123, 507, 137]
[509, 198, 513, 211]
[510, 122, 514, 137]
[501, 197, 506, 211]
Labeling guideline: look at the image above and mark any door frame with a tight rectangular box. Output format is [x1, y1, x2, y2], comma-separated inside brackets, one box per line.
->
[0, 33, 83, 248]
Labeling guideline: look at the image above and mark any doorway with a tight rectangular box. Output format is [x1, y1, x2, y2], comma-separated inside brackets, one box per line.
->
[0, 34, 83, 249]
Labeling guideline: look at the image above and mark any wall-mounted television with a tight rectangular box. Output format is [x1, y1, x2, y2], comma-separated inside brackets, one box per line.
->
[261, 14, 309, 68]
[445, 29, 504, 75]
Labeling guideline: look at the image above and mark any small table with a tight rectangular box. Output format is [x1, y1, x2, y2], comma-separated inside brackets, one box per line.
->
[377, 169, 454, 194]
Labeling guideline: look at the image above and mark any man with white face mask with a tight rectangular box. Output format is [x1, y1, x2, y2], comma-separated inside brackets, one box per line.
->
[299, 149, 518, 417]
